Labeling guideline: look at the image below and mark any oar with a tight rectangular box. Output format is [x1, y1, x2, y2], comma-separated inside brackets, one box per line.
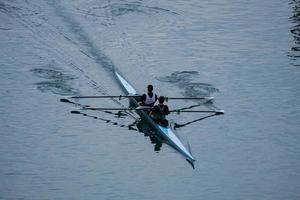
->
[60, 98, 139, 120]
[81, 106, 151, 111]
[165, 97, 214, 102]
[173, 113, 221, 129]
[170, 110, 224, 115]
[66, 95, 141, 99]
[64, 95, 214, 101]
[81, 106, 224, 114]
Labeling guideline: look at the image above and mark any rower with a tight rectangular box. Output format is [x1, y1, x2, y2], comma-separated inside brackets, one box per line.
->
[150, 96, 170, 127]
[139, 84, 158, 107]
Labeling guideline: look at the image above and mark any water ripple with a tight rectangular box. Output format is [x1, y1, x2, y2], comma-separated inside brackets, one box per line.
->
[157, 71, 219, 97]
[30, 62, 78, 96]
[78, 2, 179, 26]
[289, 0, 300, 66]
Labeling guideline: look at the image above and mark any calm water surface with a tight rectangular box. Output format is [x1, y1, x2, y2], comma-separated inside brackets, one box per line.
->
[0, 0, 299, 199]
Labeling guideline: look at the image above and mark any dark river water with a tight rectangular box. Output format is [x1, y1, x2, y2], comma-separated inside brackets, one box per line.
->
[1, 0, 300, 199]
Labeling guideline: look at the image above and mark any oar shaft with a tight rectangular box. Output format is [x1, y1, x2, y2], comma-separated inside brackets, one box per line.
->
[83, 107, 134, 111]
[69, 95, 141, 99]
[82, 106, 151, 111]
[170, 110, 224, 114]
[66, 95, 213, 100]
[167, 97, 214, 100]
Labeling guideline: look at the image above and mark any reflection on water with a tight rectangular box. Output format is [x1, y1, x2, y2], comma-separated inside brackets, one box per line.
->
[173, 113, 221, 129]
[31, 63, 78, 95]
[80, 2, 178, 26]
[157, 71, 219, 97]
[136, 119, 163, 152]
[289, 0, 300, 66]
[60, 97, 165, 151]
[70, 110, 138, 130]
[62, 98, 221, 153]
[69, 108, 163, 152]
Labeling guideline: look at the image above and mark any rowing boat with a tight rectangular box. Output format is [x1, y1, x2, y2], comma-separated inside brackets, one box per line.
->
[114, 71, 195, 167]
[60, 71, 225, 167]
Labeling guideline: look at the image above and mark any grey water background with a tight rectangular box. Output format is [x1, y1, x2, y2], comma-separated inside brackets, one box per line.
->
[1, 0, 300, 199]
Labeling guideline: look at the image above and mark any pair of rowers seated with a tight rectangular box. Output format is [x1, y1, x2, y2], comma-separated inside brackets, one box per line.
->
[139, 85, 169, 127]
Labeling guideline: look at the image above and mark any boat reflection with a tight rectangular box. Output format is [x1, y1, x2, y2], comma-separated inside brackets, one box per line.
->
[70, 109, 164, 151]
[135, 119, 163, 151]
[69, 102, 222, 153]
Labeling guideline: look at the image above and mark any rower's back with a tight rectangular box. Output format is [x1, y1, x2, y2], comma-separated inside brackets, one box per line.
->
[150, 96, 169, 127]
[139, 84, 158, 107]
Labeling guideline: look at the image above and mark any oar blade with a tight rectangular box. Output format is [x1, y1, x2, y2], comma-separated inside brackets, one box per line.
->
[215, 110, 225, 115]
[70, 110, 81, 114]
[60, 98, 73, 103]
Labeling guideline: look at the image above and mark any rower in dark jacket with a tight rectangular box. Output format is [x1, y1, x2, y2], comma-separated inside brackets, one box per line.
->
[139, 84, 158, 107]
[150, 96, 170, 127]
